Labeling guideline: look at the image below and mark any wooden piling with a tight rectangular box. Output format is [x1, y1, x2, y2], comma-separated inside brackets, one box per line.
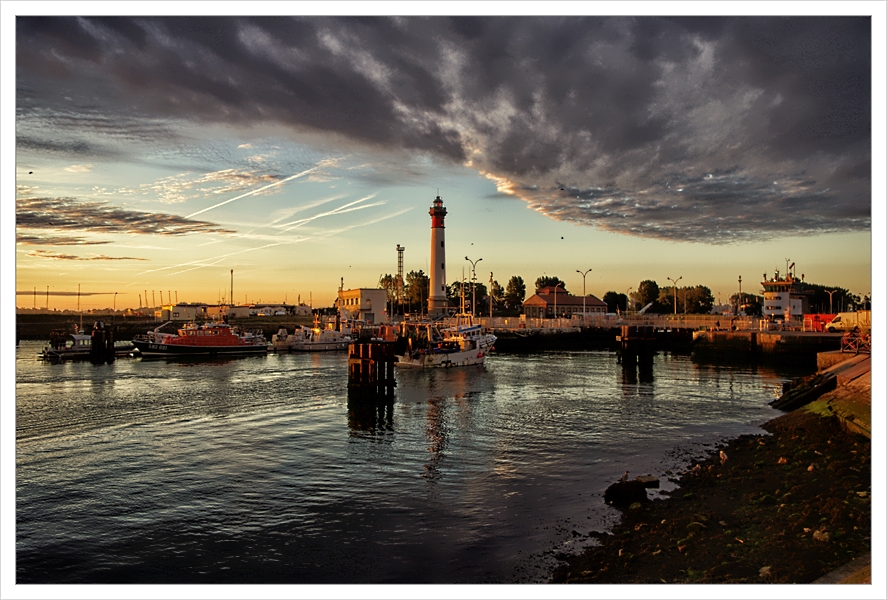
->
[348, 341, 396, 397]
[90, 321, 116, 364]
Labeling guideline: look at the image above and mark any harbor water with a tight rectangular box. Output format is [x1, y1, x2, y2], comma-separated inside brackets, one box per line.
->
[15, 341, 810, 583]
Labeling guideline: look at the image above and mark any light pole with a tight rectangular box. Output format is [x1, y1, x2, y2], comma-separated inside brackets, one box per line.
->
[667, 276, 682, 315]
[465, 256, 482, 315]
[577, 268, 592, 322]
[553, 281, 564, 319]
[489, 271, 494, 319]
[826, 289, 837, 314]
[738, 276, 743, 316]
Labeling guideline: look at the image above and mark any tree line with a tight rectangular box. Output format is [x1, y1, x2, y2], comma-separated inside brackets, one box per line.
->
[373, 273, 868, 316]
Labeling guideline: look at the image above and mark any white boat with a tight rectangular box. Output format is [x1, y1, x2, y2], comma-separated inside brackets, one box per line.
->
[394, 316, 496, 368]
[39, 323, 134, 361]
[273, 317, 353, 352]
[39, 330, 94, 360]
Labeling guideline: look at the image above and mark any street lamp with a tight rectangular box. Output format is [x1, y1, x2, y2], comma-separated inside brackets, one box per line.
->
[465, 256, 482, 315]
[667, 276, 682, 315]
[738, 276, 743, 316]
[576, 268, 592, 322]
[553, 281, 564, 319]
[826, 289, 837, 314]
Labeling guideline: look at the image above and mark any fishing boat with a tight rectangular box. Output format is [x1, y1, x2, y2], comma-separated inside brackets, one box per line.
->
[132, 321, 268, 357]
[393, 315, 496, 368]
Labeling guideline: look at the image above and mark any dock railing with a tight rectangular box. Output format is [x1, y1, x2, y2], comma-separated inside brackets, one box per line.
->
[841, 332, 871, 354]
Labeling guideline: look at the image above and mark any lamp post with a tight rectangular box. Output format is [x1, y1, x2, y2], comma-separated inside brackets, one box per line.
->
[489, 271, 494, 319]
[667, 276, 682, 315]
[738, 276, 743, 316]
[576, 268, 592, 323]
[826, 289, 837, 314]
[465, 256, 482, 315]
[553, 281, 564, 319]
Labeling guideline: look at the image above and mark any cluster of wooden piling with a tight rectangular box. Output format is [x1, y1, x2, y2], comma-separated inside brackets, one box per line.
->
[347, 342, 396, 397]
[90, 322, 116, 364]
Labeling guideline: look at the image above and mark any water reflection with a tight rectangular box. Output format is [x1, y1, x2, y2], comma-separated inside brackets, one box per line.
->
[423, 396, 448, 482]
[347, 392, 394, 434]
[620, 353, 655, 399]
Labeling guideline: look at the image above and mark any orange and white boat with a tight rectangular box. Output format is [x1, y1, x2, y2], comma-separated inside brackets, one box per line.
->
[132, 322, 267, 357]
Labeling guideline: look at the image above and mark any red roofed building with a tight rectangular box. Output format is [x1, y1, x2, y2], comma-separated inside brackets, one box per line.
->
[522, 286, 608, 318]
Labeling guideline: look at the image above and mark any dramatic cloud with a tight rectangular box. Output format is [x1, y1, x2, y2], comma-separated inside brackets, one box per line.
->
[16, 196, 236, 237]
[27, 249, 148, 261]
[16, 233, 111, 246]
[16, 16, 871, 243]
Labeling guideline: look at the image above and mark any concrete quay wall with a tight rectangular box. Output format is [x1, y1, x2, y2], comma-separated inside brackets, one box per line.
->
[691, 330, 842, 356]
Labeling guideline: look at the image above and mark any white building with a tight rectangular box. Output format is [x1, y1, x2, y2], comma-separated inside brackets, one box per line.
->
[338, 288, 388, 324]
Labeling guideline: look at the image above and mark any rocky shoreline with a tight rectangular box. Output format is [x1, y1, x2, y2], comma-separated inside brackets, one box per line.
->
[550, 404, 872, 584]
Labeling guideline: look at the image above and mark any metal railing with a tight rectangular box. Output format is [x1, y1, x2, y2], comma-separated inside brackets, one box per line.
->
[841, 332, 871, 354]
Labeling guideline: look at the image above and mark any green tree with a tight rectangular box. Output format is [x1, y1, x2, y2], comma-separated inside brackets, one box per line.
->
[602, 291, 628, 313]
[490, 280, 505, 310]
[404, 270, 429, 313]
[683, 285, 715, 314]
[504, 276, 526, 309]
[637, 280, 660, 308]
[534, 276, 568, 294]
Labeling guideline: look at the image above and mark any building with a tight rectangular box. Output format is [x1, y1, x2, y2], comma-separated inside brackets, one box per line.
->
[760, 270, 811, 320]
[522, 286, 608, 318]
[427, 194, 448, 317]
[338, 288, 388, 324]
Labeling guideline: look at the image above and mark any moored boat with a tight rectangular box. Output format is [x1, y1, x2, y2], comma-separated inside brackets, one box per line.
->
[39, 324, 134, 361]
[393, 315, 496, 368]
[273, 316, 355, 352]
[132, 321, 267, 357]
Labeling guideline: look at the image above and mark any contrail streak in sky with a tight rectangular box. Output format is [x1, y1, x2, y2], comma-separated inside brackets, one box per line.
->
[184, 167, 316, 219]
[279, 193, 379, 232]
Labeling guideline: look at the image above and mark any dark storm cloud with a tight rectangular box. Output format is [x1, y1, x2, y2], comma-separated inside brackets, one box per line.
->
[16, 16, 871, 243]
[16, 197, 236, 236]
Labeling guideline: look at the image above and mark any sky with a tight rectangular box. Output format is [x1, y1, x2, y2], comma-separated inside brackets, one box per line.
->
[5, 4, 885, 313]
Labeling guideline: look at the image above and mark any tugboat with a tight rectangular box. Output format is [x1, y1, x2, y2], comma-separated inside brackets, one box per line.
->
[132, 321, 267, 357]
[393, 314, 496, 368]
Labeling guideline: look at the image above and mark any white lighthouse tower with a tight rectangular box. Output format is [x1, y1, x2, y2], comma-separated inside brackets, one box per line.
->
[428, 194, 449, 317]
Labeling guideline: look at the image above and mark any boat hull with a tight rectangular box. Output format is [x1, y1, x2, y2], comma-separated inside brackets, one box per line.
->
[395, 347, 490, 368]
[132, 339, 267, 357]
[289, 341, 350, 352]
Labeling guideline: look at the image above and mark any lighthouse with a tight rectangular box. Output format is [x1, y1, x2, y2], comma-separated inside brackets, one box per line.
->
[428, 194, 448, 317]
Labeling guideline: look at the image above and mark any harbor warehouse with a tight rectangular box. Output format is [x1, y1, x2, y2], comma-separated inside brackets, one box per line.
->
[523, 286, 608, 318]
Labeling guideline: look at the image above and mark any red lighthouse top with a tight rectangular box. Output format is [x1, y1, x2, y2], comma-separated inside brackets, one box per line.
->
[429, 195, 447, 228]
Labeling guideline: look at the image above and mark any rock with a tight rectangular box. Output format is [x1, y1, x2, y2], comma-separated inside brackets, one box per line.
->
[636, 475, 660, 488]
[604, 480, 649, 508]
